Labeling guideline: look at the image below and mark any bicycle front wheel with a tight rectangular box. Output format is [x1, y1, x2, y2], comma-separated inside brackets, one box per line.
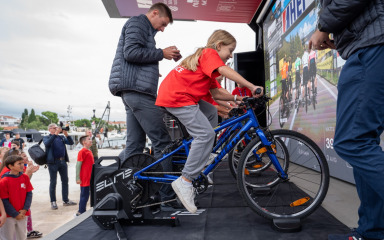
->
[237, 129, 329, 220]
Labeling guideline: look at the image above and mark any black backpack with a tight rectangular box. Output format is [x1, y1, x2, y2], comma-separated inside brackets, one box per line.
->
[28, 139, 47, 165]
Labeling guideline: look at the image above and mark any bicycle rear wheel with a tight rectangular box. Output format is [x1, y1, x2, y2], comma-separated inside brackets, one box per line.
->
[237, 129, 329, 220]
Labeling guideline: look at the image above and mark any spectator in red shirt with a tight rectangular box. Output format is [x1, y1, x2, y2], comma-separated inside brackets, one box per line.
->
[75, 136, 94, 216]
[0, 155, 33, 240]
[156, 29, 263, 213]
[232, 82, 253, 97]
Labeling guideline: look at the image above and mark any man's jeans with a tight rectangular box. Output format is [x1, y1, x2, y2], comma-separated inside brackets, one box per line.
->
[48, 160, 69, 202]
[120, 91, 174, 201]
[334, 44, 384, 240]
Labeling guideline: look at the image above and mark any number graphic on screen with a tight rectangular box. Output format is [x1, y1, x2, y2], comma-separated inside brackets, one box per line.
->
[325, 138, 334, 149]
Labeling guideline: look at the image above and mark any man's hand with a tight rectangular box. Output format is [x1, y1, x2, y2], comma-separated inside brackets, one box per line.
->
[76, 180, 81, 184]
[308, 30, 336, 50]
[163, 46, 181, 61]
[55, 127, 61, 135]
[62, 129, 69, 137]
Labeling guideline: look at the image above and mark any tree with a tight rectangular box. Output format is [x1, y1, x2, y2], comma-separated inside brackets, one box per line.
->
[20, 109, 29, 127]
[74, 119, 91, 128]
[36, 115, 50, 126]
[42, 111, 59, 124]
[28, 109, 36, 123]
[24, 121, 46, 130]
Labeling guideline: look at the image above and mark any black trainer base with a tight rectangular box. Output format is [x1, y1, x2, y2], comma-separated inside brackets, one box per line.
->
[58, 162, 350, 240]
[272, 218, 302, 232]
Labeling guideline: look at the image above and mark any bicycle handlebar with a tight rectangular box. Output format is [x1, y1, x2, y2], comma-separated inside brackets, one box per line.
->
[228, 95, 271, 117]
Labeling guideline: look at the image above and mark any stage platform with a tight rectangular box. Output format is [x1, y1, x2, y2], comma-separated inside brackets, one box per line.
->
[44, 163, 350, 240]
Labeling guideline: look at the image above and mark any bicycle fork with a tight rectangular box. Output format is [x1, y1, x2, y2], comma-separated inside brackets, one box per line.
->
[253, 129, 288, 180]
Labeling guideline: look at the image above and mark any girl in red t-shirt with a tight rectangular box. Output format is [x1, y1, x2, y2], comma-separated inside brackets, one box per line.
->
[155, 30, 263, 213]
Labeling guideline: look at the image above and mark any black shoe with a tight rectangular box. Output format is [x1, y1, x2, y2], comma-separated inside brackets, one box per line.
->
[160, 200, 186, 212]
[51, 201, 58, 210]
[27, 230, 43, 238]
[63, 200, 77, 206]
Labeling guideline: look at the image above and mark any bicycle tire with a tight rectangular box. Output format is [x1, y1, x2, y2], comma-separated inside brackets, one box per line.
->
[305, 86, 308, 113]
[237, 129, 329, 220]
[279, 97, 285, 128]
[312, 81, 316, 110]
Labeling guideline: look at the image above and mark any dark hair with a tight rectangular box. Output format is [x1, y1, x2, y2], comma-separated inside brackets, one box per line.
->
[0, 155, 23, 173]
[79, 136, 88, 146]
[5, 155, 23, 169]
[11, 140, 20, 147]
[149, 2, 173, 23]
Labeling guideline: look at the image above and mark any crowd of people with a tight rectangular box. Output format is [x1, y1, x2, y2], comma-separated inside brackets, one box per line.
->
[0, 127, 100, 239]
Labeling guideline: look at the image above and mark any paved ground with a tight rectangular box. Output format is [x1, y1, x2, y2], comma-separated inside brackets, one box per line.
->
[28, 148, 121, 237]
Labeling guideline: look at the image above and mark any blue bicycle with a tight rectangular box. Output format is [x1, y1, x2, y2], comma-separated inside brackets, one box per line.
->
[92, 96, 329, 222]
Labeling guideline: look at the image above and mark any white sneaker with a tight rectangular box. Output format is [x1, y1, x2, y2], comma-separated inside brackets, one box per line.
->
[171, 177, 197, 213]
[205, 153, 217, 166]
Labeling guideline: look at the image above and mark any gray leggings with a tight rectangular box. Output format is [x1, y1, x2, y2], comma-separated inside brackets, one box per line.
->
[166, 101, 216, 180]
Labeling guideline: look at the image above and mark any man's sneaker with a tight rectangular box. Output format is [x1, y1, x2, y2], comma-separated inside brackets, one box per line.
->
[328, 230, 365, 240]
[160, 200, 186, 212]
[51, 201, 58, 210]
[171, 177, 197, 213]
[74, 212, 82, 217]
[27, 230, 43, 238]
[63, 200, 77, 206]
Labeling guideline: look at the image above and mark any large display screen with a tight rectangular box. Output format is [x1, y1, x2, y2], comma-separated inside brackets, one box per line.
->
[262, 0, 384, 183]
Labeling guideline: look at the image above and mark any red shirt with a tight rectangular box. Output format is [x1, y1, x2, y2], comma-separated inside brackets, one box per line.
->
[232, 87, 252, 97]
[77, 148, 94, 187]
[156, 48, 226, 108]
[0, 173, 33, 217]
[201, 79, 222, 105]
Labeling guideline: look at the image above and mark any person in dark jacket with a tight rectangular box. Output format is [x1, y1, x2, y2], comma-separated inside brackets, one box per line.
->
[43, 123, 76, 210]
[108, 3, 184, 211]
[309, 1, 384, 239]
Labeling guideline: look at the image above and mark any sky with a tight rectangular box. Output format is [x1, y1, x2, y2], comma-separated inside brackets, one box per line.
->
[0, 0, 256, 122]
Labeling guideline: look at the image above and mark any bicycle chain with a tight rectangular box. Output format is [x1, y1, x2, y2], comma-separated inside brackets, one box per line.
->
[135, 198, 177, 209]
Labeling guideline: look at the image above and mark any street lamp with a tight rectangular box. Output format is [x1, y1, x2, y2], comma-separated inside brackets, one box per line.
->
[93, 109, 96, 118]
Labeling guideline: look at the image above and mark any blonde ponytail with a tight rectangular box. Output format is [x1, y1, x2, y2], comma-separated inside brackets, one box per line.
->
[179, 29, 236, 72]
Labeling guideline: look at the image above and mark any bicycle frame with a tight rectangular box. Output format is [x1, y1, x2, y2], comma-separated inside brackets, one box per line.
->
[133, 104, 288, 183]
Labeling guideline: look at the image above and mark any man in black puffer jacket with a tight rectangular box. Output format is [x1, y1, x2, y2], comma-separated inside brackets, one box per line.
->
[309, 1, 384, 240]
[109, 2, 183, 211]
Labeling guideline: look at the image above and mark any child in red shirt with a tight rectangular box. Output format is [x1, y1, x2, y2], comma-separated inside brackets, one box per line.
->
[156, 30, 263, 213]
[232, 83, 253, 97]
[0, 155, 33, 240]
[75, 135, 94, 216]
